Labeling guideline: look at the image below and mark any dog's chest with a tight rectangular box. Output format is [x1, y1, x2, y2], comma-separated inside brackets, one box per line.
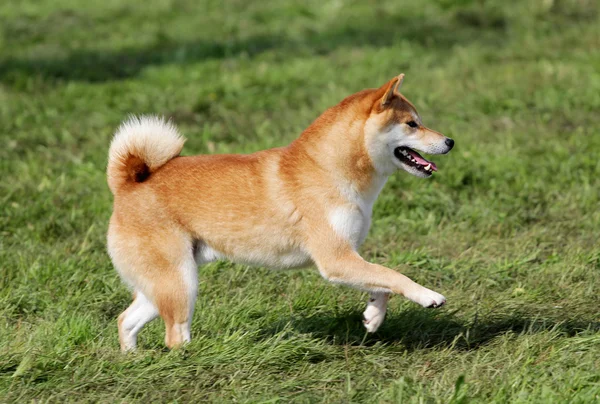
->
[328, 178, 386, 250]
[328, 205, 373, 250]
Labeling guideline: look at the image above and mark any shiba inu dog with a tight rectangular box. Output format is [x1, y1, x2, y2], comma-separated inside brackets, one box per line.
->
[107, 74, 455, 351]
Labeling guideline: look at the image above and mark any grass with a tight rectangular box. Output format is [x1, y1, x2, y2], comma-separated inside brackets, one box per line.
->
[1, 0, 599, 402]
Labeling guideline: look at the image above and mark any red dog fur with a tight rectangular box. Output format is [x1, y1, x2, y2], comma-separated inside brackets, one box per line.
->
[107, 75, 454, 351]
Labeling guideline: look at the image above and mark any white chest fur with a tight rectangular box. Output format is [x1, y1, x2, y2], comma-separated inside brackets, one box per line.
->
[328, 176, 387, 250]
[328, 205, 371, 250]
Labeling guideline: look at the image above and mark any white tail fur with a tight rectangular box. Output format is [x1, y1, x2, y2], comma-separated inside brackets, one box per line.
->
[107, 116, 185, 193]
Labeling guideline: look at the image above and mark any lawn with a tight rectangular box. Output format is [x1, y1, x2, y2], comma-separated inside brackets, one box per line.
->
[1, 0, 599, 402]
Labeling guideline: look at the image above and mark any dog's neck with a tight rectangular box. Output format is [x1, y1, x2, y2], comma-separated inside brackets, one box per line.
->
[291, 90, 389, 209]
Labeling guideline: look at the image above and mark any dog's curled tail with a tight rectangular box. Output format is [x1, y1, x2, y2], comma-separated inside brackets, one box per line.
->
[107, 116, 185, 194]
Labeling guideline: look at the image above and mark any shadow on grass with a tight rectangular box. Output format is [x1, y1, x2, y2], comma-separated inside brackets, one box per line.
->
[0, 11, 505, 84]
[262, 308, 599, 351]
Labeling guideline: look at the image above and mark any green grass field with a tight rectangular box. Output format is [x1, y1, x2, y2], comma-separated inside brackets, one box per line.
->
[1, 0, 600, 402]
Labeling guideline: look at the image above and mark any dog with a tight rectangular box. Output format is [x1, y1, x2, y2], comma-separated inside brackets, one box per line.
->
[107, 74, 454, 351]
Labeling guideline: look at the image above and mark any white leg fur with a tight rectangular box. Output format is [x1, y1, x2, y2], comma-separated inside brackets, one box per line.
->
[170, 322, 191, 344]
[177, 254, 199, 346]
[119, 292, 159, 351]
[363, 292, 390, 332]
[405, 287, 446, 308]
[362, 287, 445, 333]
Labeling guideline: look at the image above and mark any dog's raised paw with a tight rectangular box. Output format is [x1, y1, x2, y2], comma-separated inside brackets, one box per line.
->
[426, 299, 445, 308]
[411, 288, 446, 309]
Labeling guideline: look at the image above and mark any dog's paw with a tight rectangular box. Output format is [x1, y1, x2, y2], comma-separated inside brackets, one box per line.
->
[363, 293, 389, 333]
[409, 288, 446, 309]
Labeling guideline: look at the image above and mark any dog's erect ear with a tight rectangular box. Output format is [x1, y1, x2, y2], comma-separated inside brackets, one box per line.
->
[381, 74, 405, 106]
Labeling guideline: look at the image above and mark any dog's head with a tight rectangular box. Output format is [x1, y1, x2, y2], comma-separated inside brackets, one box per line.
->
[364, 74, 454, 178]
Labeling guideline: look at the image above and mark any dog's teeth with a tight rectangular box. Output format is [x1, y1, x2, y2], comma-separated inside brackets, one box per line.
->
[424, 164, 431, 171]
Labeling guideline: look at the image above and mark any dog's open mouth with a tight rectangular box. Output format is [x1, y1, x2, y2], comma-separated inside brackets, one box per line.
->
[394, 146, 438, 174]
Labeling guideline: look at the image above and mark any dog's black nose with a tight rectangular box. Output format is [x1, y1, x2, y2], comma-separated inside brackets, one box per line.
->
[445, 138, 455, 150]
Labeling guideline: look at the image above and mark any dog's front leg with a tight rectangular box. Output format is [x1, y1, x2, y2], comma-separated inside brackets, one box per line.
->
[306, 227, 446, 310]
[363, 292, 390, 332]
[319, 251, 445, 308]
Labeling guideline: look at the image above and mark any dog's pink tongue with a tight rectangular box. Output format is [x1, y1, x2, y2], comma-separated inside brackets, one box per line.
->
[408, 150, 438, 171]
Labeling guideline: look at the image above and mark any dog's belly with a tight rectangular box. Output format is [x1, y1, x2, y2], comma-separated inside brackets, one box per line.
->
[246, 248, 313, 269]
[195, 241, 312, 269]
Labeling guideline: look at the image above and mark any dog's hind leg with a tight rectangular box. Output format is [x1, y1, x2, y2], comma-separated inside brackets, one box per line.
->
[110, 225, 198, 351]
[363, 292, 390, 333]
[118, 291, 159, 351]
[116, 251, 197, 350]
[155, 253, 198, 349]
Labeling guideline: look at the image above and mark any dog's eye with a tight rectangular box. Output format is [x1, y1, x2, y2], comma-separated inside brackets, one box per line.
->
[406, 121, 418, 128]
